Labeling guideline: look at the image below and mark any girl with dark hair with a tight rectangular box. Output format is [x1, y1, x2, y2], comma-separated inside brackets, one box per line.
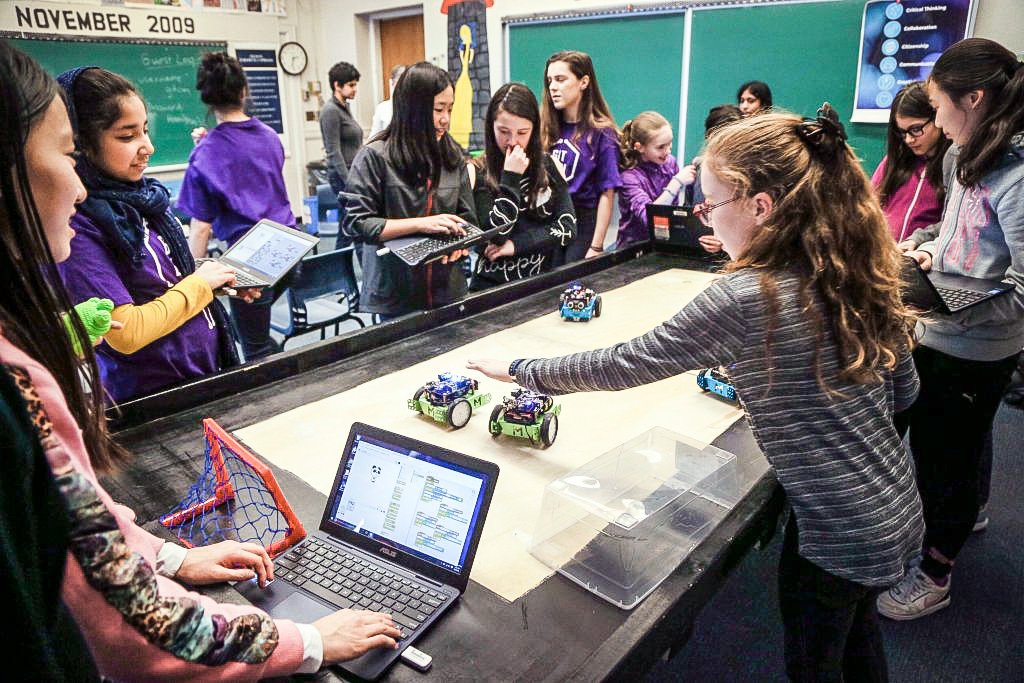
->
[470, 106, 922, 681]
[470, 82, 576, 289]
[736, 80, 772, 116]
[55, 67, 240, 404]
[870, 82, 950, 242]
[0, 40, 102, 679]
[541, 50, 622, 261]
[178, 51, 298, 361]
[878, 38, 1024, 622]
[0, 44, 401, 681]
[344, 61, 475, 319]
[615, 111, 694, 250]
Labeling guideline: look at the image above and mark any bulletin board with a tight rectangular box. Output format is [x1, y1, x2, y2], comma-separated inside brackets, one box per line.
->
[10, 36, 226, 168]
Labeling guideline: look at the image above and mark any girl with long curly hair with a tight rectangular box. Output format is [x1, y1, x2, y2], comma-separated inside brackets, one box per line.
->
[469, 106, 923, 681]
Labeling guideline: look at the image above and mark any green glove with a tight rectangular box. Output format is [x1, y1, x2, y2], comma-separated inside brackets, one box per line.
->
[64, 298, 115, 357]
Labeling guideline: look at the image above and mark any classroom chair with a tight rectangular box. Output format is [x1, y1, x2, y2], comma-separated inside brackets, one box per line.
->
[315, 183, 341, 250]
[270, 247, 364, 349]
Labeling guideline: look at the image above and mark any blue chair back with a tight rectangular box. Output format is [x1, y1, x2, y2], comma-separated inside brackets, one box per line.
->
[316, 183, 339, 221]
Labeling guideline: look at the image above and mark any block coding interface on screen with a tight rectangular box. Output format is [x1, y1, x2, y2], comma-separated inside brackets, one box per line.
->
[331, 434, 488, 574]
[227, 222, 310, 279]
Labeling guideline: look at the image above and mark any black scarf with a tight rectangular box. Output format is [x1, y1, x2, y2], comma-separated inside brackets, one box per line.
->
[74, 157, 239, 370]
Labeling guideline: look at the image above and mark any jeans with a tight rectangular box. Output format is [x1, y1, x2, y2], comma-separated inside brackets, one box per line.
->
[778, 517, 888, 683]
[895, 346, 1019, 560]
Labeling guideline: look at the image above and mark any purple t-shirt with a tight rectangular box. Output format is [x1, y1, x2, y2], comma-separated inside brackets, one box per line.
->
[616, 155, 681, 249]
[58, 212, 223, 403]
[549, 123, 622, 209]
[177, 117, 296, 246]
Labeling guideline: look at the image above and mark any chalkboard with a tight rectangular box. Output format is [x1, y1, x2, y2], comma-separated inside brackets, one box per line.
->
[10, 37, 226, 167]
[508, 13, 685, 138]
[686, 0, 887, 170]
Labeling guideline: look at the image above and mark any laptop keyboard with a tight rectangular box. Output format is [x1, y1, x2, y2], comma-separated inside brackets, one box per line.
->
[394, 224, 484, 264]
[194, 258, 265, 288]
[935, 286, 988, 310]
[274, 537, 446, 635]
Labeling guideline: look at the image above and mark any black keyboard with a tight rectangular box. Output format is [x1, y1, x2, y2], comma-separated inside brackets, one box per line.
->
[936, 286, 988, 310]
[274, 537, 446, 635]
[394, 224, 484, 264]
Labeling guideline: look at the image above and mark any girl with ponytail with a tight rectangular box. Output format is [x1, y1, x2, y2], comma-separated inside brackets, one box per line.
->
[878, 38, 1024, 622]
[615, 111, 694, 250]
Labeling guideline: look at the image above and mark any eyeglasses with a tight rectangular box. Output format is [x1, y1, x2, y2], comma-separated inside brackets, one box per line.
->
[894, 119, 934, 139]
[693, 197, 739, 227]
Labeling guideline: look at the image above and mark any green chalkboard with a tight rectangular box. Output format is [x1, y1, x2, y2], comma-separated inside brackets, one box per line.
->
[686, 0, 887, 171]
[11, 37, 226, 167]
[508, 13, 685, 138]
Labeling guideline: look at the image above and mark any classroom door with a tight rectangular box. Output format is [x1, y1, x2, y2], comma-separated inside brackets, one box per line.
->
[379, 14, 424, 99]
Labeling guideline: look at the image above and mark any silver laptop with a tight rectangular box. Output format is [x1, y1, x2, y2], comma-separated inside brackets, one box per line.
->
[900, 256, 1014, 314]
[237, 422, 499, 680]
[196, 219, 318, 288]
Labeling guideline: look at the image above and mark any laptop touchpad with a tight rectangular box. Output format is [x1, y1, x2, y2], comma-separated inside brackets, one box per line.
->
[273, 592, 334, 622]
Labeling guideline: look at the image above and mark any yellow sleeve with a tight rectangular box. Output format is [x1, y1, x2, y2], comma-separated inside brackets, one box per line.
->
[103, 275, 214, 355]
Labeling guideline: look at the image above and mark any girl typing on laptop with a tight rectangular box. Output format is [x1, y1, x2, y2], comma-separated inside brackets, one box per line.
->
[0, 44, 400, 680]
[343, 62, 475, 321]
[878, 38, 1024, 621]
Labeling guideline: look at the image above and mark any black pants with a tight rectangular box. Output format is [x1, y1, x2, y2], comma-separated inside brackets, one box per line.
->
[228, 285, 283, 362]
[895, 346, 1019, 560]
[563, 204, 597, 264]
[778, 518, 887, 683]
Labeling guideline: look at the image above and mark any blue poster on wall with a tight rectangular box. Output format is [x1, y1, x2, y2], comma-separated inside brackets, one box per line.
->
[852, 0, 977, 123]
[236, 48, 284, 134]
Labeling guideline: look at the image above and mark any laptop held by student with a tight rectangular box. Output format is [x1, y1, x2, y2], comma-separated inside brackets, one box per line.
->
[645, 204, 715, 256]
[196, 219, 319, 288]
[237, 422, 499, 680]
[379, 221, 506, 267]
[900, 255, 1014, 314]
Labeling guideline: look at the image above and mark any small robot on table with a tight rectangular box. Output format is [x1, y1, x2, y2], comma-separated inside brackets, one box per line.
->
[559, 281, 602, 322]
[696, 367, 738, 403]
[489, 388, 561, 448]
[408, 372, 492, 429]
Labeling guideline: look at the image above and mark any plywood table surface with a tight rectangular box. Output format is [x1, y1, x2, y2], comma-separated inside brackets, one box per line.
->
[237, 269, 746, 601]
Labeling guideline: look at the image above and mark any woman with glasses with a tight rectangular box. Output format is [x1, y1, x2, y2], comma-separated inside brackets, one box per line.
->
[470, 105, 922, 681]
[871, 82, 951, 243]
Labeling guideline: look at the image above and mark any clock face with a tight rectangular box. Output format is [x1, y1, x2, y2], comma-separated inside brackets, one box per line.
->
[279, 42, 307, 75]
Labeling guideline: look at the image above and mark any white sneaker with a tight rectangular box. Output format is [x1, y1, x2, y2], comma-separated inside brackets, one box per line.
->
[973, 504, 989, 532]
[877, 566, 951, 620]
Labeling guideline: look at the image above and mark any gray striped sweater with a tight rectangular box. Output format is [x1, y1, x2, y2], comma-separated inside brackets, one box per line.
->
[518, 269, 924, 587]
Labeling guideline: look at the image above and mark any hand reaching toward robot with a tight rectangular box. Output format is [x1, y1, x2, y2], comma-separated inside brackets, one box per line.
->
[466, 359, 514, 382]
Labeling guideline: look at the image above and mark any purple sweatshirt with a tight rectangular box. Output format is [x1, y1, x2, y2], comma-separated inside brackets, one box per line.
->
[178, 117, 296, 247]
[871, 155, 943, 243]
[616, 155, 681, 249]
[549, 123, 622, 209]
[59, 212, 223, 403]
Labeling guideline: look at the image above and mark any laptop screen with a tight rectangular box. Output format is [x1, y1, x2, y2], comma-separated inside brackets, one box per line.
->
[224, 221, 312, 280]
[328, 431, 491, 575]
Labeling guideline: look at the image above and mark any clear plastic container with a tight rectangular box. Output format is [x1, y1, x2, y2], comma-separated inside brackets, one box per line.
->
[529, 427, 743, 609]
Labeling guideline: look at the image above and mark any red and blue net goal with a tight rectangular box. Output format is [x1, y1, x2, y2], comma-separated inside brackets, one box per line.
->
[160, 418, 306, 557]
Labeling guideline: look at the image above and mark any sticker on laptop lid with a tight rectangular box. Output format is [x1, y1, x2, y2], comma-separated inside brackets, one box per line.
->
[653, 215, 671, 241]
